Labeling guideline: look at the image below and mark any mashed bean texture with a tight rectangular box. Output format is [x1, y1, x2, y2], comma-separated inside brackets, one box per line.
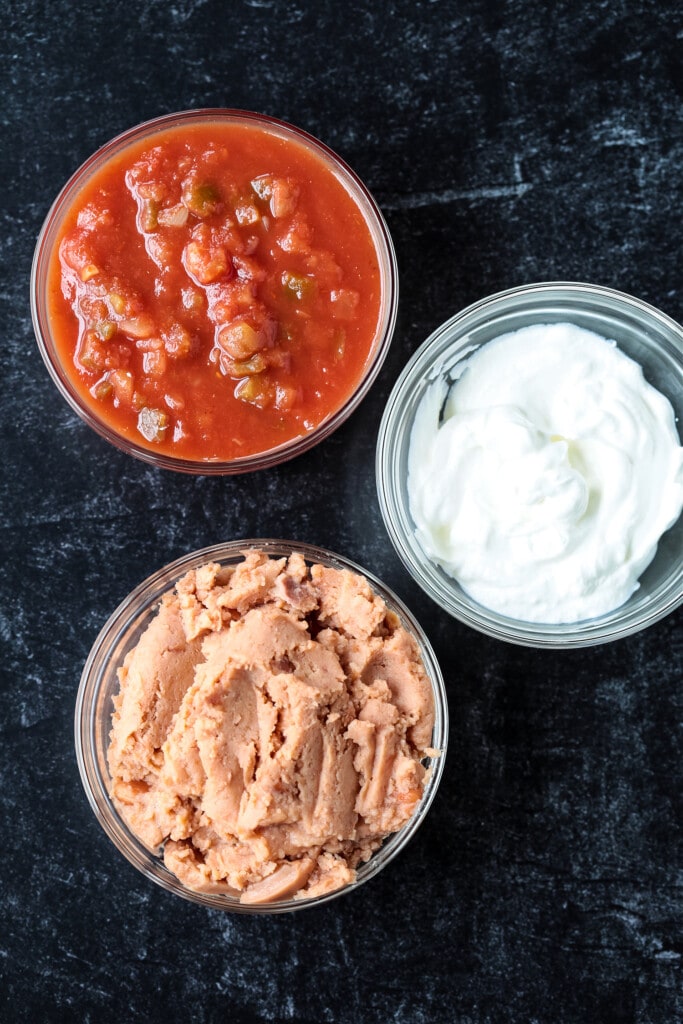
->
[108, 551, 434, 902]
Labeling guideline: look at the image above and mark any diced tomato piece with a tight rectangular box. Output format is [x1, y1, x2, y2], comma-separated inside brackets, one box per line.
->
[265, 348, 291, 372]
[60, 231, 95, 274]
[269, 177, 299, 218]
[78, 330, 107, 371]
[108, 369, 135, 405]
[306, 249, 343, 285]
[79, 296, 109, 324]
[233, 255, 266, 282]
[183, 239, 228, 284]
[146, 234, 175, 268]
[330, 288, 360, 320]
[274, 384, 300, 410]
[118, 314, 155, 339]
[76, 204, 114, 230]
[136, 181, 166, 202]
[163, 323, 194, 359]
[217, 320, 266, 360]
[142, 349, 167, 376]
[107, 288, 144, 317]
[277, 219, 312, 254]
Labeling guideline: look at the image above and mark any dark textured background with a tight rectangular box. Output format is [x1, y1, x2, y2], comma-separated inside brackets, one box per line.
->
[2, 1, 682, 1021]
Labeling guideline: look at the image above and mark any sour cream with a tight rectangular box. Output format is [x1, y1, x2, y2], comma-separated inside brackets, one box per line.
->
[408, 323, 683, 623]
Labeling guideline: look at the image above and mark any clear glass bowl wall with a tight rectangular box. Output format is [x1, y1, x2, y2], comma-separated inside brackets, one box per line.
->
[31, 109, 398, 474]
[75, 541, 449, 913]
[377, 282, 683, 648]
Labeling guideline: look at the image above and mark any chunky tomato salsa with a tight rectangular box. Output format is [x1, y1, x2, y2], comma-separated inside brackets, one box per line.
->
[47, 119, 383, 462]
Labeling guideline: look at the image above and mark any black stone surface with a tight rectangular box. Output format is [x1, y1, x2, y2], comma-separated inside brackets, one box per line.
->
[2, 1, 682, 1021]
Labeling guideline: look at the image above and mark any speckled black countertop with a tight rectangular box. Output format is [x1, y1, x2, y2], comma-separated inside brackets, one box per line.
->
[2, 1, 682, 1021]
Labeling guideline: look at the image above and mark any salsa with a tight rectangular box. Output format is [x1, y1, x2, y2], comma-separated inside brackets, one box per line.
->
[47, 117, 384, 463]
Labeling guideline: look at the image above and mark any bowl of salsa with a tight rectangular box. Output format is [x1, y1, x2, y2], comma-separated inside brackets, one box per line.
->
[31, 110, 398, 473]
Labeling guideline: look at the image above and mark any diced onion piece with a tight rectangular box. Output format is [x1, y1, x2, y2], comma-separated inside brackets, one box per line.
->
[250, 174, 273, 201]
[158, 203, 189, 228]
[164, 392, 185, 411]
[142, 349, 167, 376]
[118, 313, 155, 339]
[137, 407, 169, 443]
[80, 263, 100, 282]
[232, 280, 259, 310]
[217, 320, 265, 360]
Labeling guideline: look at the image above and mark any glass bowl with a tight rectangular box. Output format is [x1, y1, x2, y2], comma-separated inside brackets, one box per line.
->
[75, 540, 448, 913]
[31, 109, 398, 474]
[376, 282, 683, 648]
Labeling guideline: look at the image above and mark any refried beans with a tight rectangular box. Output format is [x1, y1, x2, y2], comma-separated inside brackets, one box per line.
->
[107, 550, 435, 903]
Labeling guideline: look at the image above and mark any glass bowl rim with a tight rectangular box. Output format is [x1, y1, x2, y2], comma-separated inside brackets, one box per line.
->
[31, 108, 398, 475]
[75, 539, 449, 913]
[376, 280, 683, 648]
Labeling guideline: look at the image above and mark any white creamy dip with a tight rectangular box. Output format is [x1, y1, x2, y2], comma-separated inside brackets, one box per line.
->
[408, 322, 683, 623]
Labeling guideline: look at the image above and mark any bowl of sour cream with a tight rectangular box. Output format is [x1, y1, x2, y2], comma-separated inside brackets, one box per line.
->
[376, 282, 683, 647]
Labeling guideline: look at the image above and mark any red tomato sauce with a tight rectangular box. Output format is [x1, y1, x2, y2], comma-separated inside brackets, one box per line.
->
[47, 120, 383, 462]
